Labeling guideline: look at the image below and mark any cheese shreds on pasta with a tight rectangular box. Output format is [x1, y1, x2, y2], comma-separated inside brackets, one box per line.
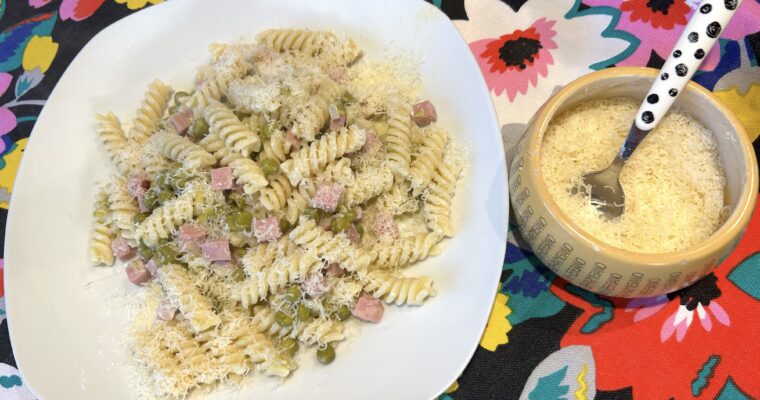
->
[89, 28, 464, 399]
[540, 97, 726, 254]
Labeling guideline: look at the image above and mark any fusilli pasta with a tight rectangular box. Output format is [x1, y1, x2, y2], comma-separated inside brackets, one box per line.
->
[363, 270, 436, 305]
[280, 125, 366, 185]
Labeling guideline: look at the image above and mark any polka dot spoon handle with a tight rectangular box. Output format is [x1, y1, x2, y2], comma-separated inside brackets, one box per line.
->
[622, 0, 742, 159]
[579, 0, 741, 219]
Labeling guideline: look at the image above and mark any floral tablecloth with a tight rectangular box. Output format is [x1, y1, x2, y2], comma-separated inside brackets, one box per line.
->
[0, 0, 758, 399]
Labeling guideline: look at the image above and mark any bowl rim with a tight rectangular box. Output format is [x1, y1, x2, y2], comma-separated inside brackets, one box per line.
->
[525, 66, 759, 266]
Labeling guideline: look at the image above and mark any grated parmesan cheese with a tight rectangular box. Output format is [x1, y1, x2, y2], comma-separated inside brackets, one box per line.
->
[540, 97, 727, 253]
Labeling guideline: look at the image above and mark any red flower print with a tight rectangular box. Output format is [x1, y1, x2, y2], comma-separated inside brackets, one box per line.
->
[29, 0, 106, 22]
[549, 208, 760, 398]
[470, 18, 557, 101]
[620, 0, 691, 29]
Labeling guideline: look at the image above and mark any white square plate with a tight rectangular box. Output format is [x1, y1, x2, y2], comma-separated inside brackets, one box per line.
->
[4, 0, 508, 398]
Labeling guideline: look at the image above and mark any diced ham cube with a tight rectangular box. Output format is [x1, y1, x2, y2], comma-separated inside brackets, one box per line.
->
[127, 173, 149, 198]
[210, 167, 234, 190]
[411, 100, 437, 127]
[201, 238, 232, 262]
[178, 224, 206, 253]
[346, 225, 360, 245]
[311, 183, 343, 212]
[301, 273, 329, 297]
[359, 130, 383, 154]
[371, 213, 399, 239]
[352, 294, 384, 323]
[135, 187, 149, 213]
[126, 260, 152, 285]
[284, 130, 301, 151]
[168, 109, 194, 134]
[325, 263, 345, 278]
[156, 298, 177, 321]
[330, 115, 346, 131]
[253, 217, 282, 243]
[145, 259, 158, 276]
[111, 237, 136, 261]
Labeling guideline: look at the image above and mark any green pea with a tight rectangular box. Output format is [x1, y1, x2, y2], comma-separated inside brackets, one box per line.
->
[197, 208, 218, 225]
[343, 92, 355, 104]
[284, 286, 303, 302]
[316, 344, 335, 364]
[336, 305, 351, 321]
[281, 337, 299, 356]
[344, 208, 357, 222]
[331, 217, 350, 233]
[226, 210, 252, 232]
[231, 267, 245, 282]
[143, 189, 159, 210]
[154, 173, 171, 190]
[172, 175, 193, 191]
[133, 213, 148, 225]
[302, 208, 319, 220]
[157, 190, 174, 203]
[356, 223, 365, 236]
[155, 245, 178, 266]
[296, 304, 311, 322]
[138, 242, 154, 260]
[174, 91, 190, 106]
[259, 158, 280, 176]
[189, 119, 209, 140]
[274, 311, 294, 327]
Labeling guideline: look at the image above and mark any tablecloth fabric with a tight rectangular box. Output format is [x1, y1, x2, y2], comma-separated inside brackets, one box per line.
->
[0, 0, 758, 399]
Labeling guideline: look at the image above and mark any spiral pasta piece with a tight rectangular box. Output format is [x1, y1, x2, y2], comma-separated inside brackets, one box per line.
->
[289, 218, 370, 273]
[89, 186, 114, 266]
[128, 80, 172, 143]
[150, 131, 216, 169]
[290, 318, 345, 346]
[370, 232, 443, 270]
[198, 132, 240, 166]
[199, 310, 296, 378]
[133, 329, 193, 397]
[423, 161, 462, 237]
[108, 177, 139, 244]
[258, 173, 292, 212]
[162, 323, 212, 379]
[284, 181, 317, 225]
[95, 112, 140, 175]
[157, 264, 222, 333]
[363, 270, 436, 305]
[259, 131, 291, 163]
[288, 79, 342, 141]
[345, 167, 393, 206]
[204, 100, 261, 157]
[409, 129, 448, 194]
[258, 29, 361, 65]
[382, 107, 413, 179]
[183, 73, 234, 114]
[235, 249, 320, 307]
[137, 190, 194, 246]
[250, 305, 292, 337]
[258, 29, 335, 56]
[280, 125, 366, 186]
[228, 157, 268, 195]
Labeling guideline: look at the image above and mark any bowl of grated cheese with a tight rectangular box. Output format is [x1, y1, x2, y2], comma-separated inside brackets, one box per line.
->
[510, 67, 757, 298]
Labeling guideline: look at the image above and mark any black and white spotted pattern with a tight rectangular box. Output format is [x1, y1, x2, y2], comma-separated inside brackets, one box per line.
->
[634, 0, 743, 131]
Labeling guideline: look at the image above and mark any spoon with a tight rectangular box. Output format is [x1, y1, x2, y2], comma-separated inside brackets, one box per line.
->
[578, 0, 743, 219]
